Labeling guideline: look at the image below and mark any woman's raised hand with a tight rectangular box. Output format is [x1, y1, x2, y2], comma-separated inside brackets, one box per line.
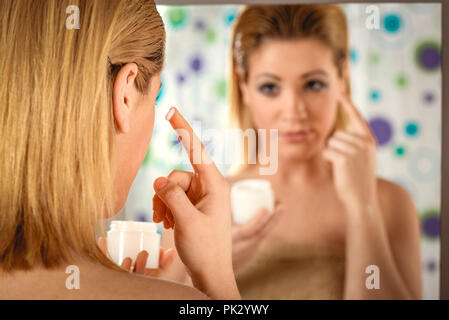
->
[152, 107, 240, 300]
[323, 92, 379, 215]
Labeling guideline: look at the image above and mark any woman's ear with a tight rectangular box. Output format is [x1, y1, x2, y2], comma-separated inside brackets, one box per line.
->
[112, 63, 139, 134]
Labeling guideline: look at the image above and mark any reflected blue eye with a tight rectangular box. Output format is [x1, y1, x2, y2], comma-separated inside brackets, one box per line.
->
[258, 83, 279, 96]
[305, 80, 327, 92]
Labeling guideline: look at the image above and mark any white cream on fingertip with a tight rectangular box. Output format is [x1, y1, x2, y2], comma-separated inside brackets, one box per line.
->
[165, 106, 175, 121]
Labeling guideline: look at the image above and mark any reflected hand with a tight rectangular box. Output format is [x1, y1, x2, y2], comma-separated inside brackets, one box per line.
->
[97, 236, 175, 277]
[232, 203, 283, 272]
[323, 92, 379, 213]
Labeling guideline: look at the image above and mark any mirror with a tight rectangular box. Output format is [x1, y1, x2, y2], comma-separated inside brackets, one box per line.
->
[121, 3, 442, 299]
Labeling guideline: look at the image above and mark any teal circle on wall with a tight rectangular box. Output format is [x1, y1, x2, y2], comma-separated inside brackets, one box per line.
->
[369, 89, 381, 102]
[394, 144, 407, 157]
[156, 77, 164, 103]
[350, 48, 358, 65]
[405, 121, 419, 137]
[383, 13, 402, 33]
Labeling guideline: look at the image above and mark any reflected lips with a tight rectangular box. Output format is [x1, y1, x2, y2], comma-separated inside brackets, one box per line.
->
[280, 130, 311, 142]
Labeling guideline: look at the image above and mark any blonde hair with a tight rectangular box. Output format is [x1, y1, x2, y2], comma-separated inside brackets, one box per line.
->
[0, 0, 165, 271]
[229, 5, 350, 169]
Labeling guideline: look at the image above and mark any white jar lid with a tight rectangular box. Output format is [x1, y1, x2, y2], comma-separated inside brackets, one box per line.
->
[231, 179, 273, 192]
[109, 221, 158, 234]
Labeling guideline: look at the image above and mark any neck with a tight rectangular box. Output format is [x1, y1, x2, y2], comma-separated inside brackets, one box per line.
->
[266, 151, 331, 186]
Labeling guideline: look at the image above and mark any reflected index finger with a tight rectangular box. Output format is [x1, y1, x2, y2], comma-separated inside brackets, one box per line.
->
[165, 106, 218, 175]
[339, 92, 377, 143]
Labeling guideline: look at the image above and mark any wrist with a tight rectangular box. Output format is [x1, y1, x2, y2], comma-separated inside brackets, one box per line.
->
[190, 266, 240, 300]
[344, 200, 381, 218]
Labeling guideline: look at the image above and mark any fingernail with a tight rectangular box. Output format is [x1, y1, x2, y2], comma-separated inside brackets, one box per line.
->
[153, 211, 161, 223]
[154, 177, 168, 191]
[165, 107, 175, 121]
[141, 250, 149, 258]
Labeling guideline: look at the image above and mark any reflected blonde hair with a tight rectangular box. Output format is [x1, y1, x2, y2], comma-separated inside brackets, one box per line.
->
[0, 0, 165, 271]
[229, 5, 350, 169]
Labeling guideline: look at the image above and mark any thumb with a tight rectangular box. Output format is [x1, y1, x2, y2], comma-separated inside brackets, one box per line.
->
[154, 177, 197, 225]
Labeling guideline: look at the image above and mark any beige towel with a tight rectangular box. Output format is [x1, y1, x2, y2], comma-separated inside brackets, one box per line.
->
[235, 241, 346, 300]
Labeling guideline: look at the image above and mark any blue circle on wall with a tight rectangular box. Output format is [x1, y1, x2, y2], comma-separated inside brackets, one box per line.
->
[415, 40, 441, 72]
[421, 208, 440, 240]
[372, 11, 412, 50]
[423, 91, 435, 105]
[224, 9, 238, 26]
[383, 14, 402, 33]
[426, 259, 438, 273]
[195, 19, 205, 30]
[350, 48, 358, 65]
[177, 73, 186, 85]
[369, 89, 381, 102]
[368, 117, 393, 146]
[405, 121, 419, 137]
[136, 212, 149, 222]
[190, 54, 204, 73]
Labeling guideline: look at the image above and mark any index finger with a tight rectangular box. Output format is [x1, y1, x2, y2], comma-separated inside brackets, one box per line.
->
[165, 106, 219, 175]
[339, 92, 377, 143]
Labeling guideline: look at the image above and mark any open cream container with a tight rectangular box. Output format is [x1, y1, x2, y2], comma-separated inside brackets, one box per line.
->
[231, 179, 275, 224]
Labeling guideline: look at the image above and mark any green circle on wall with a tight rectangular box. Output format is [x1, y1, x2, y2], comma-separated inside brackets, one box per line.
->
[368, 52, 381, 65]
[167, 7, 188, 29]
[142, 147, 152, 166]
[396, 74, 408, 89]
[205, 28, 217, 43]
[394, 144, 407, 157]
[216, 78, 228, 99]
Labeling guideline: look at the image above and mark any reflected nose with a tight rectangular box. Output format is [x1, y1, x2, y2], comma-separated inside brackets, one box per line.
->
[296, 100, 308, 119]
[282, 93, 308, 123]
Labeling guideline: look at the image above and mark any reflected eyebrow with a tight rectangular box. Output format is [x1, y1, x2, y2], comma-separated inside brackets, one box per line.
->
[302, 69, 328, 78]
[255, 69, 329, 81]
[255, 73, 281, 81]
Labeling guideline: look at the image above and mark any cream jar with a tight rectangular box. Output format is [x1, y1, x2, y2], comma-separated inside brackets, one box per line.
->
[107, 221, 161, 269]
[231, 179, 275, 224]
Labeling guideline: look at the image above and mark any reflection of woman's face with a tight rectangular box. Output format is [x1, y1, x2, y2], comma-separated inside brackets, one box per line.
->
[240, 38, 344, 161]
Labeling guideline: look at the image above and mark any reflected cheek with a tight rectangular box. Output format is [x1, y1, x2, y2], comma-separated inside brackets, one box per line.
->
[308, 97, 338, 138]
[248, 96, 282, 129]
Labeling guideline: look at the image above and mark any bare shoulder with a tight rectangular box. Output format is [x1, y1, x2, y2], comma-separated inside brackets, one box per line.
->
[0, 262, 208, 300]
[102, 268, 208, 300]
[376, 177, 419, 231]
